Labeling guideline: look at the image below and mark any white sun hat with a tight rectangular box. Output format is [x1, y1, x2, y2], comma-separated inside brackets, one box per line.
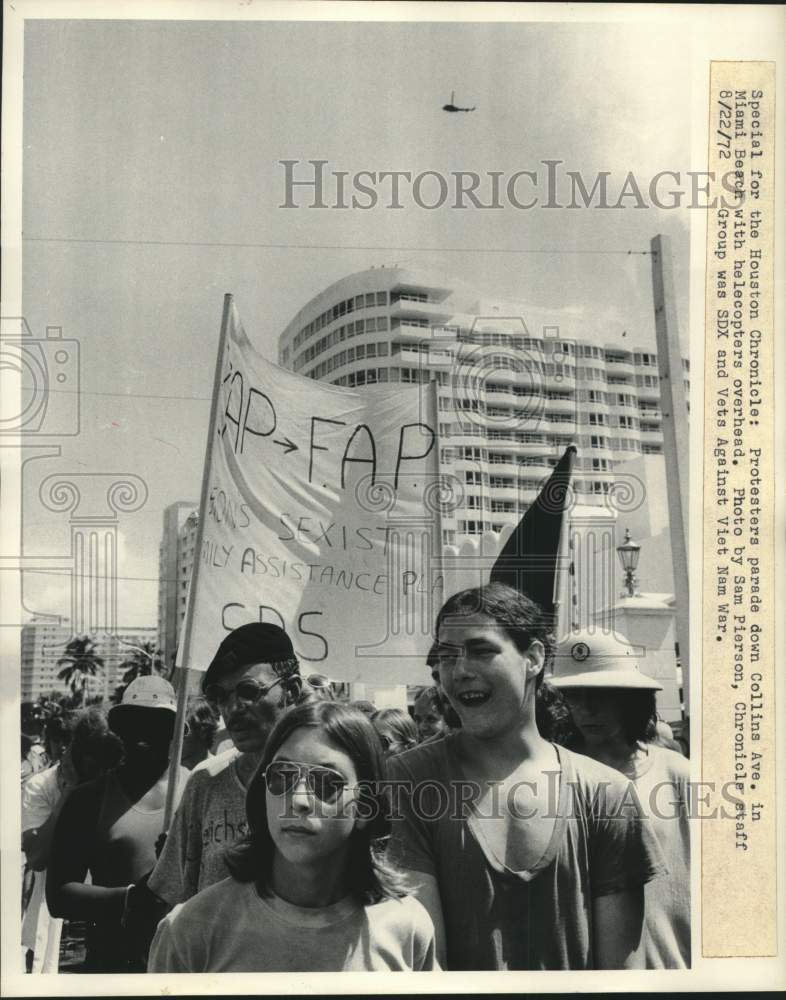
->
[549, 629, 662, 691]
[108, 675, 177, 722]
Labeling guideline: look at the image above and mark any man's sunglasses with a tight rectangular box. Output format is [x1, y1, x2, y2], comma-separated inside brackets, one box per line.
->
[204, 675, 285, 707]
[263, 760, 349, 804]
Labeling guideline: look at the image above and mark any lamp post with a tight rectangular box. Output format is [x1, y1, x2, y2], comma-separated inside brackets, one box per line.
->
[616, 528, 641, 598]
[115, 636, 157, 665]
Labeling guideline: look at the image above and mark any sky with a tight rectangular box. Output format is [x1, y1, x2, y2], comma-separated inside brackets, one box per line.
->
[19, 17, 692, 627]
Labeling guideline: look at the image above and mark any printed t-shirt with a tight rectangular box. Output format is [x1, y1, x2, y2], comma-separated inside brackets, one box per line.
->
[615, 744, 691, 969]
[148, 748, 246, 906]
[385, 735, 666, 970]
[148, 877, 437, 972]
[21, 765, 63, 972]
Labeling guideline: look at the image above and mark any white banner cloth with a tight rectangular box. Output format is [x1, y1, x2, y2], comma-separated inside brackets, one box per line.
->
[178, 298, 443, 684]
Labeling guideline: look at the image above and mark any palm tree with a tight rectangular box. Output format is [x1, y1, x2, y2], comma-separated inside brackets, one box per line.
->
[118, 640, 164, 686]
[56, 635, 105, 706]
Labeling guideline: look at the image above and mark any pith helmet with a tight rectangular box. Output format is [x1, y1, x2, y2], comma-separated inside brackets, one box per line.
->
[549, 629, 662, 690]
[109, 675, 178, 721]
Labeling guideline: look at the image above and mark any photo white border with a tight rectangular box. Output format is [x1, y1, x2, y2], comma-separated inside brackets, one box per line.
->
[1, 1, 784, 995]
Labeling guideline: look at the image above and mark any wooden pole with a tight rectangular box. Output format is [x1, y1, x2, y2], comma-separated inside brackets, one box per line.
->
[650, 234, 691, 718]
[163, 294, 233, 828]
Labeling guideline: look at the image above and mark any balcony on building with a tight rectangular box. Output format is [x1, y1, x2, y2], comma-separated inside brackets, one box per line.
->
[488, 478, 518, 496]
[543, 366, 577, 390]
[445, 424, 487, 444]
[543, 414, 579, 432]
[544, 392, 577, 415]
[604, 350, 636, 379]
[516, 488, 540, 506]
[478, 435, 517, 453]
[389, 280, 451, 305]
[485, 366, 526, 387]
[588, 434, 613, 453]
[484, 454, 521, 472]
[516, 456, 552, 472]
[516, 439, 555, 457]
[388, 285, 452, 324]
[633, 350, 659, 369]
[391, 343, 453, 366]
[490, 501, 517, 515]
[636, 379, 660, 401]
[390, 318, 441, 341]
[481, 383, 524, 406]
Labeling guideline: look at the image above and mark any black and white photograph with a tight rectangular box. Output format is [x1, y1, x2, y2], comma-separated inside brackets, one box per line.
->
[1, 1, 783, 994]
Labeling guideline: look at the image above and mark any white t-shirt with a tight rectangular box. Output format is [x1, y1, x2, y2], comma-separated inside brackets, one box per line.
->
[148, 877, 437, 972]
[21, 765, 63, 972]
[148, 748, 244, 905]
[618, 744, 691, 969]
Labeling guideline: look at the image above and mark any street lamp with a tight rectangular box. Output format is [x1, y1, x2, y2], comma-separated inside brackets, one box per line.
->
[115, 636, 157, 664]
[616, 528, 641, 598]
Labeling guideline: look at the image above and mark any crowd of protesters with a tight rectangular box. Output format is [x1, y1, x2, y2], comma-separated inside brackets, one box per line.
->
[21, 582, 691, 974]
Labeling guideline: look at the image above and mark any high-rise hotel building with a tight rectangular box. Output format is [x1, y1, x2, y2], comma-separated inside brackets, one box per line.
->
[21, 617, 158, 703]
[157, 501, 199, 669]
[277, 268, 689, 547]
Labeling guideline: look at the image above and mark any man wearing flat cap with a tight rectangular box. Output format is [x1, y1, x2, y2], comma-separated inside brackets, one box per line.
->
[147, 623, 302, 907]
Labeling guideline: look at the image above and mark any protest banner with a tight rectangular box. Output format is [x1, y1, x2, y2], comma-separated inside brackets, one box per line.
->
[177, 294, 443, 684]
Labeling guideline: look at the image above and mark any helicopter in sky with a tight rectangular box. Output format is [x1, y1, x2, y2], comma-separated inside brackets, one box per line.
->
[442, 91, 476, 113]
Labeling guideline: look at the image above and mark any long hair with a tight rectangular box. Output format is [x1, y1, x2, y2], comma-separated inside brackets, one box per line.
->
[615, 689, 659, 744]
[370, 708, 418, 753]
[225, 701, 408, 904]
[535, 681, 576, 743]
[436, 582, 556, 688]
[543, 687, 659, 747]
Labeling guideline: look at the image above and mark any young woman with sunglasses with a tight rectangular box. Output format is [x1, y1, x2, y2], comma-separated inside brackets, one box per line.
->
[148, 701, 437, 972]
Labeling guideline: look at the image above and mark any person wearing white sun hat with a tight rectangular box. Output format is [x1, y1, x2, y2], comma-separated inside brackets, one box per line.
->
[549, 629, 691, 970]
[46, 676, 189, 972]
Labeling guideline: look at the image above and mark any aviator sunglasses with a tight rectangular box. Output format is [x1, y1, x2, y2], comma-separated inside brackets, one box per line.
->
[263, 760, 350, 804]
[204, 674, 285, 707]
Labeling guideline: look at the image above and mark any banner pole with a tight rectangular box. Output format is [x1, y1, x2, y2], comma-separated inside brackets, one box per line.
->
[163, 293, 234, 828]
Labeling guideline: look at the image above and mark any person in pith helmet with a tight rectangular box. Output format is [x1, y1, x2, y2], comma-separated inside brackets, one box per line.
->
[46, 677, 189, 972]
[549, 629, 691, 970]
[549, 628, 664, 768]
